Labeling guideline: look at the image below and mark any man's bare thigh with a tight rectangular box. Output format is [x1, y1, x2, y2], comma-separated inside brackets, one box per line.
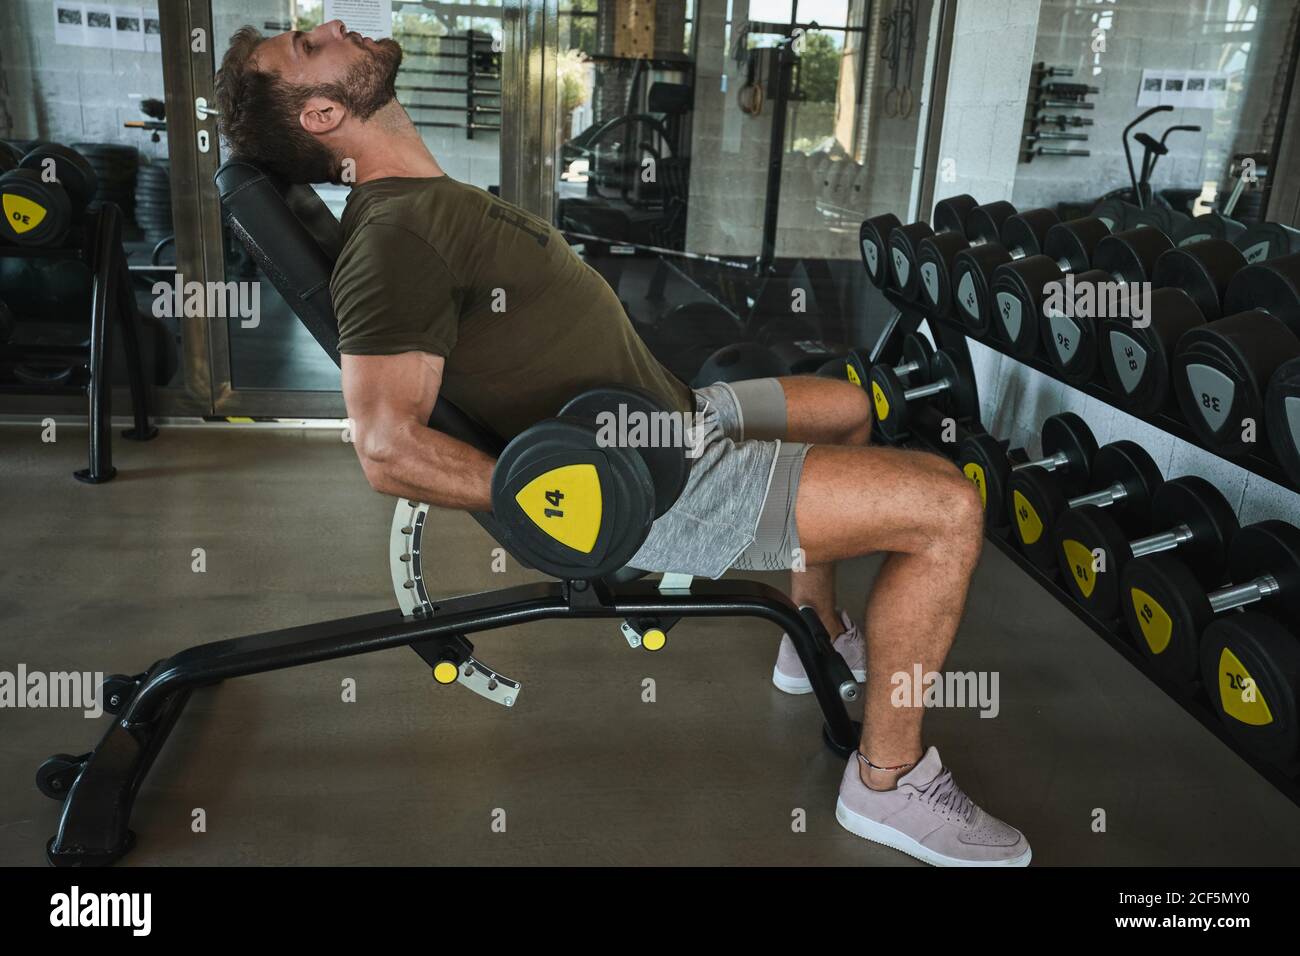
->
[795, 444, 977, 563]
[776, 374, 871, 444]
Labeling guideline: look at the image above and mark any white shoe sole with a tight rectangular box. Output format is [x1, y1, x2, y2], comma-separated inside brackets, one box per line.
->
[836, 797, 1032, 867]
[772, 666, 866, 695]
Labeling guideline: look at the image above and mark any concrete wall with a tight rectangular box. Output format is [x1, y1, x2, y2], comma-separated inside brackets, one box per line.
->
[930, 0, 1300, 526]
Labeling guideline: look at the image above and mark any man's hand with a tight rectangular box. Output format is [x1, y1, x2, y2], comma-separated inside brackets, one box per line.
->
[343, 351, 495, 511]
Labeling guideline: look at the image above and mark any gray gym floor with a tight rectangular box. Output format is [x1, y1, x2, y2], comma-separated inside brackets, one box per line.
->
[2, 422, 1299, 866]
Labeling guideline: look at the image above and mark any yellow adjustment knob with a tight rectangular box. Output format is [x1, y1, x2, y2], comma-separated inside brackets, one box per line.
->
[642, 629, 666, 652]
[433, 661, 459, 685]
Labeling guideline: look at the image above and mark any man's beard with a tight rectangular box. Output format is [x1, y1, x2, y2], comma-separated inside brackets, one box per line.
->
[313, 37, 403, 120]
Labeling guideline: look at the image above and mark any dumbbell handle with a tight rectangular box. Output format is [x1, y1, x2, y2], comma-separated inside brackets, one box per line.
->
[1011, 449, 1070, 473]
[902, 377, 951, 402]
[1068, 481, 1127, 509]
[893, 357, 923, 377]
[1208, 574, 1280, 614]
[1129, 523, 1194, 559]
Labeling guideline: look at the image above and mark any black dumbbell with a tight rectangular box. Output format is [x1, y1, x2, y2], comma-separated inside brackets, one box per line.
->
[861, 198, 983, 292]
[885, 195, 996, 301]
[1097, 238, 1251, 415]
[1053, 476, 1238, 621]
[0, 143, 97, 247]
[1172, 252, 1300, 458]
[0, 141, 22, 174]
[1265, 356, 1300, 489]
[1175, 210, 1247, 247]
[1091, 197, 1135, 233]
[1129, 202, 1192, 236]
[988, 220, 1167, 375]
[957, 412, 1097, 531]
[839, 332, 933, 390]
[1122, 520, 1300, 684]
[922, 207, 1062, 323]
[860, 212, 902, 288]
[1007, 440, 1163, 571]
[1235, 221, 1300, 264]
[1037, 226, 1177, 384]
[1200, 613, 1300, 772]
[983, 219, 1114, 358]
[869, 348, 979, 444]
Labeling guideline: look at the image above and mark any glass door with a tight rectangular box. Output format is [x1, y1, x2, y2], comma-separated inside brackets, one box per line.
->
[193, 0, 521, 417]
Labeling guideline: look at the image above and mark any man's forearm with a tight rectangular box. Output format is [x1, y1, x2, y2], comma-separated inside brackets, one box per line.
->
[366, 420, 496, 511]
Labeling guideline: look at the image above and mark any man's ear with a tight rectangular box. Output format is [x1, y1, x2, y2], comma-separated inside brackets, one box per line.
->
[300, 95, 345, 135]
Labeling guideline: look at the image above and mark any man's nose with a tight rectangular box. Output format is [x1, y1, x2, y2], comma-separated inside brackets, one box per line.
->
[313, 19, 347, 40]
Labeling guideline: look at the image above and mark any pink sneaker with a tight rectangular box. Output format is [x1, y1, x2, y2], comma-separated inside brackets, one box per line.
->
[771, 609, 866, 695]
[835, 746, 1031, 866]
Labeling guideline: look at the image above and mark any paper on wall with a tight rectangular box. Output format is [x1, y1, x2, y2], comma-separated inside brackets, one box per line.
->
[143, 6, 161, 53]
[1137, 69, 1164, 107]
[54, 1, 86, 46]
[84, 3, 114, 47]
[323, 0, 393, 40]
[1185, 70, 1213, 109]
[113, 7, 145, 51]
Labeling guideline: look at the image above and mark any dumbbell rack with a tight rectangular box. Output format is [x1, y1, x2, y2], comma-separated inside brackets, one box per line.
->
[929, 311, 1298, 491]
[0, 202, 157, 481]
[875, 290, 1300, 809]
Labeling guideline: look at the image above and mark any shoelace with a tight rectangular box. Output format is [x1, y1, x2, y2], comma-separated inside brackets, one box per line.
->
[915, 768, 975, 824]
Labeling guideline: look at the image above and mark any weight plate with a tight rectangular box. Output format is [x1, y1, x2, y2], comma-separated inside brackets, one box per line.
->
[887, 222, 934, 299]
[1152, 239, 1245, 323]
[1226, 520, 1300, 626]
[1000, 207, 1060, 257]
[1088, 440, 1162, 536]
[491, 417, 655, 580]
[1222, 254, 1300, 334]
[1007, 465, 1069, 570]
[20, 144, 98, 214]
[558, 385, 692, 518]
[1054, 504, 1132, 617]
[1150, 476, 1237, 589]
[932, 194, 977, 235]
[1265, 356, 1300, 490]
[1040, 411, 1097, 495]
[965, 201, 1016, 245]
[958, 432, 1008, 527]
[1119, 553, 1209, 681]
[0, 169, 72, 246]
[1200, 613, 1300, 771]
[1234, 222, 1300, 264]
[1045, 217, 1111, 272]
[860, 213, 901, 288]
[916, 231, 968, 316]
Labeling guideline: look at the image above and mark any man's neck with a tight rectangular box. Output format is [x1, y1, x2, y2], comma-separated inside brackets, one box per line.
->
[343, 100, 445, 184]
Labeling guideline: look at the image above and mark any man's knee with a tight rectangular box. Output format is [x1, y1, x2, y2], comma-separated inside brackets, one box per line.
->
[837, 380, 872, 444]
[932, 466, 985, 556]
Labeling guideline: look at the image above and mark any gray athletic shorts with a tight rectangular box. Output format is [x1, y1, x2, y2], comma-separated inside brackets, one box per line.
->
[627, 377, 811, 579]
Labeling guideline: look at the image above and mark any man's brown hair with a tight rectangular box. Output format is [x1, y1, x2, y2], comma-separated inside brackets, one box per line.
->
[214, 26, 342, 184]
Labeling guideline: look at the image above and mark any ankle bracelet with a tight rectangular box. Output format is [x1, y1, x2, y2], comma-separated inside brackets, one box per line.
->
[857, 750, 915, 773]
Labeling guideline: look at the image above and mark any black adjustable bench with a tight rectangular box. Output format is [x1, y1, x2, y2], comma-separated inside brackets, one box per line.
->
[37, 159, 860, 866]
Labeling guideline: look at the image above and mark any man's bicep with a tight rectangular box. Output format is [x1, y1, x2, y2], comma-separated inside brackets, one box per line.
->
[342, 351, 445, 441]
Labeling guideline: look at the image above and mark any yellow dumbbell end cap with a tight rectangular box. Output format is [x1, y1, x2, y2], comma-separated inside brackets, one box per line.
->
[642, 629, 666, 651]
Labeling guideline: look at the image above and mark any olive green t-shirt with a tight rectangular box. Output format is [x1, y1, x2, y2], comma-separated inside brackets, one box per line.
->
[330, 175, 693, 439]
